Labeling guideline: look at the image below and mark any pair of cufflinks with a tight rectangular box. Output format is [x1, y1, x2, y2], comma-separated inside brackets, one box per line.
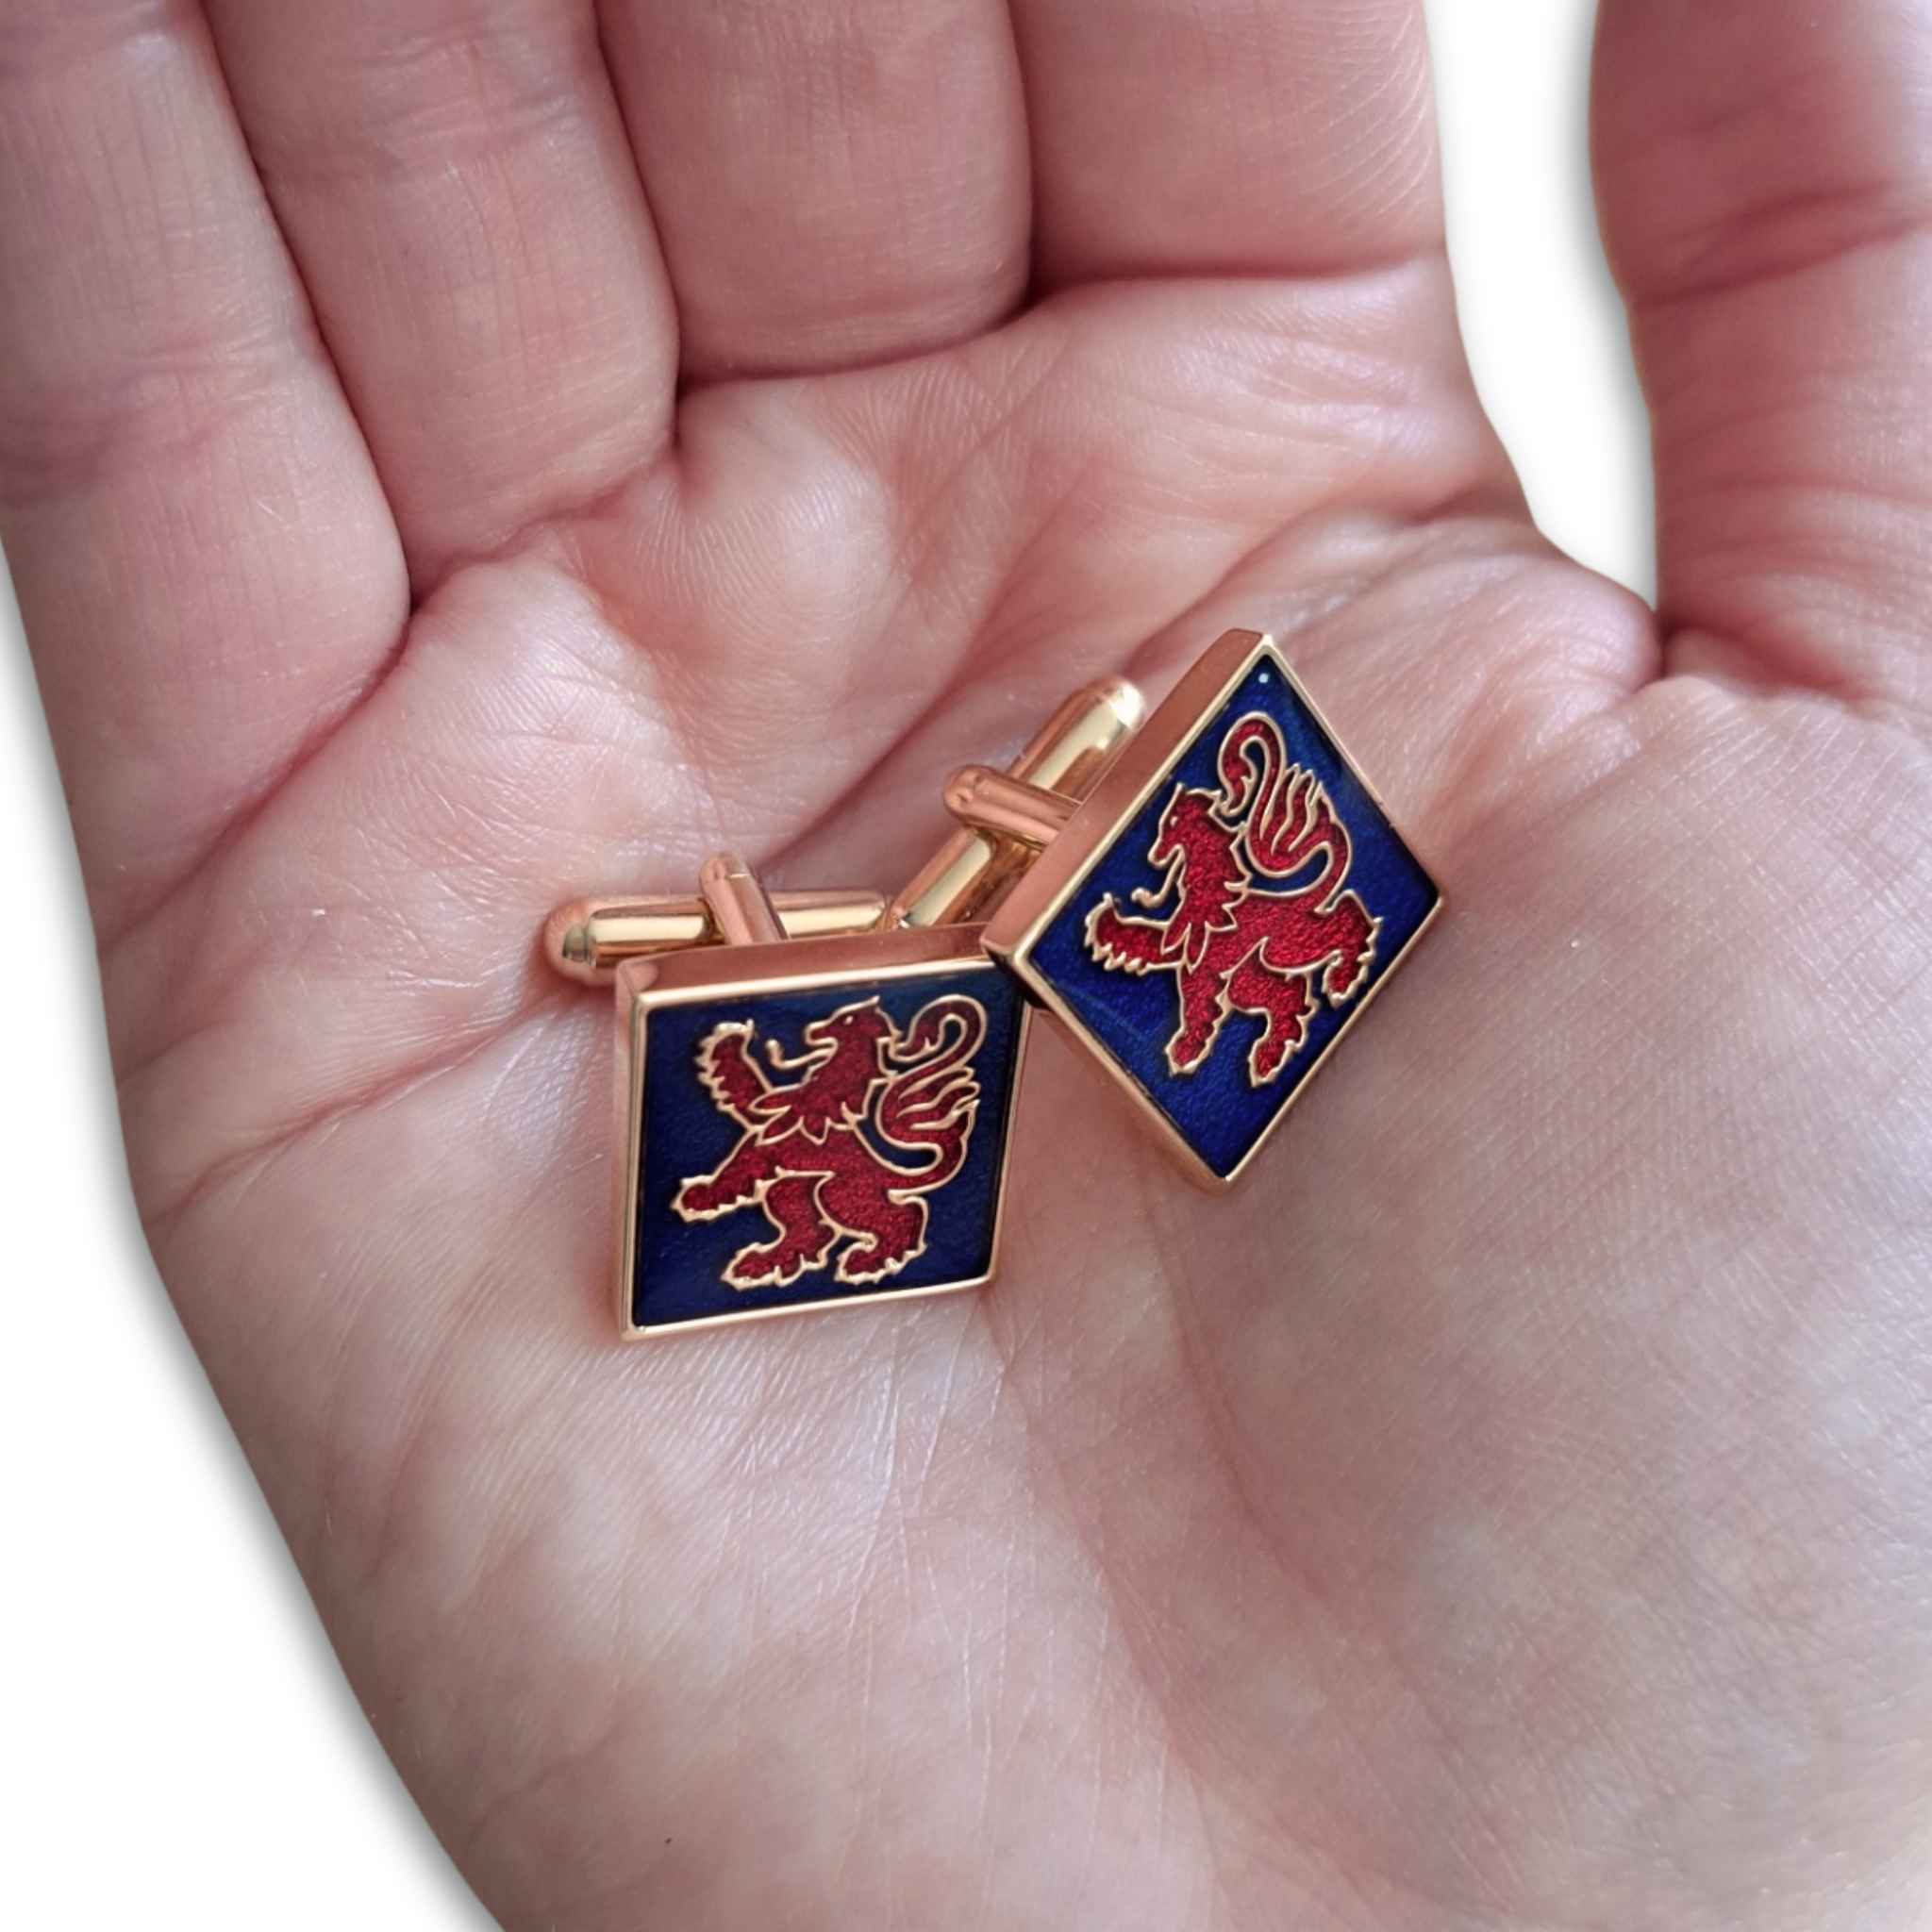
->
[543, 628, 1441, 1336]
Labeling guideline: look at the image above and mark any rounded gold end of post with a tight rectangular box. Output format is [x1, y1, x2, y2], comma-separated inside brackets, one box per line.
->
[545, 886, 889, 985]
[891, 675, 1144, 930]
[545, 903, 598, 977]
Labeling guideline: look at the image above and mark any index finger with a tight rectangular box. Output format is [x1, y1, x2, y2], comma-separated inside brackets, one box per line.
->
[0, 0, 406, 942]
[1012, 0, 1443, 287]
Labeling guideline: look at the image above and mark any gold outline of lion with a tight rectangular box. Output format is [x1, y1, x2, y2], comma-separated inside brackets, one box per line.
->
[1084, 711, 1381, 1086]
[673, 995, 988, 1291]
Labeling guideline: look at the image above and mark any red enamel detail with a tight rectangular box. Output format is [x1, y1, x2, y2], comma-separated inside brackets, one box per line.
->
[673, 996, 987, 1291]
[1083, 710, 1382, 1086]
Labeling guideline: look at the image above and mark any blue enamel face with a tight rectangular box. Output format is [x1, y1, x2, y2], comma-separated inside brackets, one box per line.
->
[631, 963, 1026, 1331]
[1025, 651, 1439, 1182]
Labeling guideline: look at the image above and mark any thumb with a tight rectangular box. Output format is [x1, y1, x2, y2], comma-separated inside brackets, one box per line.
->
[1594, 0, 1932, 722]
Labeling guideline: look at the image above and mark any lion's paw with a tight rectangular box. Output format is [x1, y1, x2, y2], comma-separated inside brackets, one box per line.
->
[675, 1177, 738, 1221]
[835, 1241, 914, 1287]
[725, 1250, 789, 1290]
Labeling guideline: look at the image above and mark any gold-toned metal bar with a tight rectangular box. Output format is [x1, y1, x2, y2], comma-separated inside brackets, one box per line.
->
[697, 853, 787, 947]
[547, 887, 885, 985]
[889, 675, 1143, 929]
[942, 767, 1077, 849]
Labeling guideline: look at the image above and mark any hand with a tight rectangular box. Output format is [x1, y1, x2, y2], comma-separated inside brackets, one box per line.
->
[6, 3, 1929, 1925]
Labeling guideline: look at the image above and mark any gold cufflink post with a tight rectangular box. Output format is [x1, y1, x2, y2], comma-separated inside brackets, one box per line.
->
[887, 677, 1142, 930]
[545, 884, 887, 985]
[546, 675, 1143, 988]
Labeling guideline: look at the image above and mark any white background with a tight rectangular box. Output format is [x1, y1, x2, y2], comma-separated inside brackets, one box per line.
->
[1, 4, 1648, 1924]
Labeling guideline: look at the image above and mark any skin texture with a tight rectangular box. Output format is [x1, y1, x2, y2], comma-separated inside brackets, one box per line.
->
[3, 0, 1931, 1925]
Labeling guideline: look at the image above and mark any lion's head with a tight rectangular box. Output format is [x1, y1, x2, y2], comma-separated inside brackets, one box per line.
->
[1135, 784, 1248, 969]
[755, 1000, 896, 1134]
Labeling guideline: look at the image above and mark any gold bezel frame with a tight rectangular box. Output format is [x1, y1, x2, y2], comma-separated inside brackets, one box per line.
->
[614, 924, 1029, 1339]
[982, 628, 1442, 1192]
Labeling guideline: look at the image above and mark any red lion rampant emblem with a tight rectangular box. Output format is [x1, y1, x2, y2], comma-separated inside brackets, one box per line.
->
[1084, 711, 1381, 1085]
[673, 996, 987, 1291]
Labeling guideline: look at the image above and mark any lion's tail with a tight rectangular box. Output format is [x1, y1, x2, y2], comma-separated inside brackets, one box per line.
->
[875, 996, 987, 1194]
[1219, 712, 1351, 902]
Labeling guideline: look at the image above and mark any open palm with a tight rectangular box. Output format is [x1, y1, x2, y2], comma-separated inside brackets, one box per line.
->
[7, 2, 1932, 1926]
